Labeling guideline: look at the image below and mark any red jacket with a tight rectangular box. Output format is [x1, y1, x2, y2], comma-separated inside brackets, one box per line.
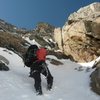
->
[36, 48, 47, 61]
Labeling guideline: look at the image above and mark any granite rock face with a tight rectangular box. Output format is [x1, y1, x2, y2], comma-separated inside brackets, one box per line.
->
[54, 2, 100, 62]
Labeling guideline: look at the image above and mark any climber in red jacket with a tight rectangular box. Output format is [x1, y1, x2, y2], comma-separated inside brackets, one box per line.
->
[28, 45, 53, 95]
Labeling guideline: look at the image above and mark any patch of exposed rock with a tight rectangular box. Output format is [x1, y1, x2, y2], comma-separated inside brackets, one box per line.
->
[90, 59, 100, 95]
[0, 55, 10, 71]
[0, 62, 9, 71]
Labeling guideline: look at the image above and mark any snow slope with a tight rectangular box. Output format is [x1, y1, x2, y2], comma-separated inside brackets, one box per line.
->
[0, 47, 100, 100]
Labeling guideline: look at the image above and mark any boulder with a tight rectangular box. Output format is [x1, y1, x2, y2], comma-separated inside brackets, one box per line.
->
[0, 55, 9, 71]
[0, 62, 9, 71]
[54, 2, 100, 62]
[0, 55, 9, 65]
[90, 68, 100, 95]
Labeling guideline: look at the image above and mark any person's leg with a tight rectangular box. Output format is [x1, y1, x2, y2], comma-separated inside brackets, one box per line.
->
[47, 74, 53, 90]
[41, 63, 53, 90]
[31, 71, 43, 95]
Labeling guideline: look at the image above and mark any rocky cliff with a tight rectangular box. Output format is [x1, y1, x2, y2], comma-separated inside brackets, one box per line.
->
[54, 2, 100, 62]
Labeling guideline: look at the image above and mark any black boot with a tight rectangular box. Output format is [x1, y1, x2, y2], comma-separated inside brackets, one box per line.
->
[47, 76, 53, 90]
[35, 86, 43, 95]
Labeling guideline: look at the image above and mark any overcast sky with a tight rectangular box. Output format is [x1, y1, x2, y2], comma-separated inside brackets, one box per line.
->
[0, 0, 99, 29]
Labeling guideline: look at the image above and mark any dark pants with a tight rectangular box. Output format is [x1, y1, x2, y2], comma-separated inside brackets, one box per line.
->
[30, 61, 53, 95]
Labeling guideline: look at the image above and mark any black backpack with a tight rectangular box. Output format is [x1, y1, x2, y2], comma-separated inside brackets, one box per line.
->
[23, 45, 38, 67]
